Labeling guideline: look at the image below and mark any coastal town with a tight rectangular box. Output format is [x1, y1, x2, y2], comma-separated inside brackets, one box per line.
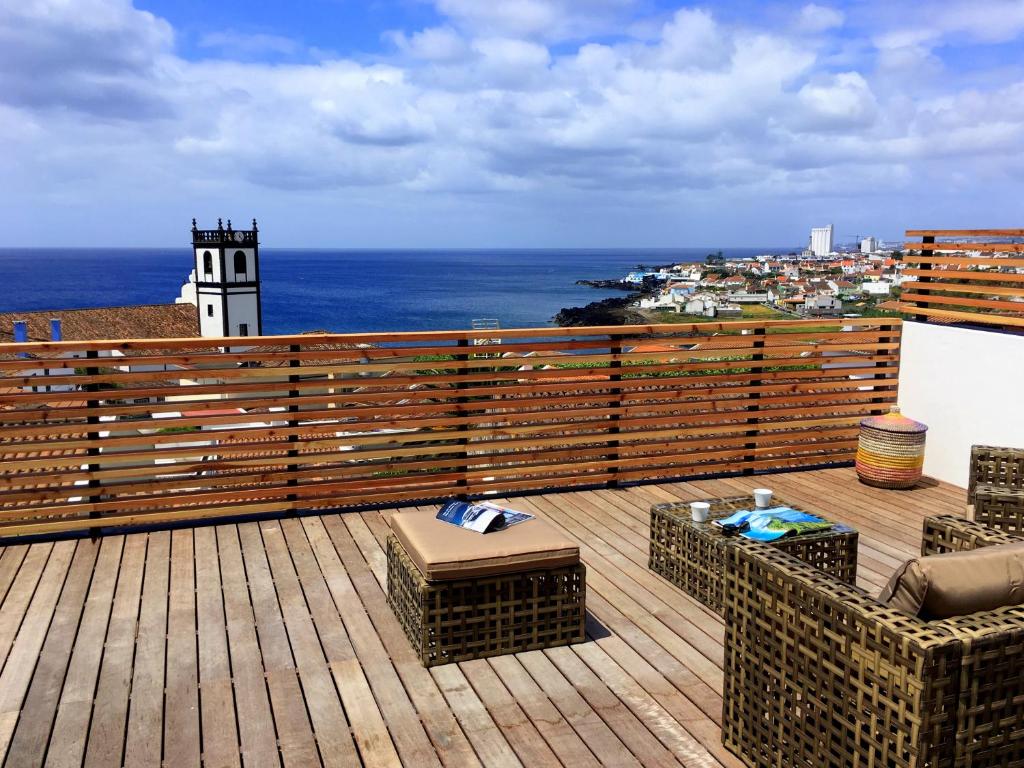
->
[562, 224, 905, 326]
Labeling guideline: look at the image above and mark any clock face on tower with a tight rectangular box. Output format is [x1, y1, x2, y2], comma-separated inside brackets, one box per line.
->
[233, 231, 245, 243]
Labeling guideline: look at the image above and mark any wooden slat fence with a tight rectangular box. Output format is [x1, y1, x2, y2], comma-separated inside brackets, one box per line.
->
[899, 229, 1024, 328]
[0, 318, 900, 537]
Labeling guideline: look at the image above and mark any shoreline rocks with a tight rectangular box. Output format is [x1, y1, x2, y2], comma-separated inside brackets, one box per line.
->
[554, 295, 648, 326]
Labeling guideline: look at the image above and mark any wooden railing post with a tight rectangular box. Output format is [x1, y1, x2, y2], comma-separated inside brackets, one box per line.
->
[914, 234, 934, 322]
[455, 338, 470, 500]
[85, 349, 102, 532]
[607, 333, 623, 488]
[287, 344, 300, 509]
[872, 321, 896, 415]
[743, 326, 766, 475]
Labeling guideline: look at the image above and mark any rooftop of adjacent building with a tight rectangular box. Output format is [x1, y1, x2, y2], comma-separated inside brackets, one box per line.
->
[0, 304, 198, 345]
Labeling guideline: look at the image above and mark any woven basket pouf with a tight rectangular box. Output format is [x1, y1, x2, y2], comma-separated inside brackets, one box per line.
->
[856, 406, 928, 489]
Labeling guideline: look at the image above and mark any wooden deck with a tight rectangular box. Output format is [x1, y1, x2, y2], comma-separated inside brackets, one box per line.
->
[0, 467, 966, 768]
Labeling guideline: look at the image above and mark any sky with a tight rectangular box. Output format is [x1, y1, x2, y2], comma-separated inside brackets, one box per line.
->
[2, 0, 1023, 248]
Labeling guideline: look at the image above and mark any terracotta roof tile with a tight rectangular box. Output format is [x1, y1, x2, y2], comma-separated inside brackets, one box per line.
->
[0, 304, 198, 345]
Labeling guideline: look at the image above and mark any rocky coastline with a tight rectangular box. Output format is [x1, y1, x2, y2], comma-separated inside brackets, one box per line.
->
[557, 264, 674, 327]
[553, 295, 649, 326]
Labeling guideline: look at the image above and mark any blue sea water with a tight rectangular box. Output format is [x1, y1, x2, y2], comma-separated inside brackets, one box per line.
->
[0, 247, 796, 335]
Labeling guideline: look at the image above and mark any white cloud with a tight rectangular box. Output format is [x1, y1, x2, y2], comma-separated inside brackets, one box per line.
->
[796, 72, 878, 130]
[797, 4, 845, 33]
[434, 0, 635, 40]
[2, 0, 1024, 246]
[198, 30, 300, 57]
[386, 26, 469, 61]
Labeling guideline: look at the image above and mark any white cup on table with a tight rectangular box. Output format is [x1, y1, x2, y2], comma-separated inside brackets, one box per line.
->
[690, 501, 711, 523]
[753, 488, 773, 509]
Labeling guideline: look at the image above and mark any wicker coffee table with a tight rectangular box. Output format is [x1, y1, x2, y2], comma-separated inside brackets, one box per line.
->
[649, 495, 858, 615]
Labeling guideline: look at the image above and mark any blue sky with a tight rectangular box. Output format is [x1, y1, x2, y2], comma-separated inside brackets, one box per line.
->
[2, 0, 1024, 247]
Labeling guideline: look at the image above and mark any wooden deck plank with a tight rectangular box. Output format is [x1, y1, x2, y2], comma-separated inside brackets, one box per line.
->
[487, 654, 601, 768]
[4, 539, 98, 768]
[164, 530, 201, 768]
[0, 543, 54, 677]
[0, 541, 77, 761]
[237, 522, 321, 768]
[123, 530, 171, 768]
[83, 536, 147, 768]
[259, 518, 361, 768]
[458, 658, 562, 766]
[45, 537, 124, 768]
[0, 470, 962, 768]
[278, 517, 403, 768]
[0, 547, 29, 610]
[549, 644, 717, 768]
[216, 525, 281, 768]
[193, 526, 241, 768]
[516, 650, 643, 768]
[431, 664, 524, 768]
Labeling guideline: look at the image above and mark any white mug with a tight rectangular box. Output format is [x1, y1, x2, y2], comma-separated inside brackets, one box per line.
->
[753, 488, 773, 508]
[690, 501, 711, 523]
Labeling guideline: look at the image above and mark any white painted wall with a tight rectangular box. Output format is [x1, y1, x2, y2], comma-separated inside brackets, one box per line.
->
[898, 321, 1024, 489]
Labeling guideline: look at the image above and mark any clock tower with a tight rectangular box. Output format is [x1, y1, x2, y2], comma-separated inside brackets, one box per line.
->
[188, 217, 263, 338]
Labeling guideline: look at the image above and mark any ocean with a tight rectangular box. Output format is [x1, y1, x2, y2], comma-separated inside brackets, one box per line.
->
[0, 247, 796, 335]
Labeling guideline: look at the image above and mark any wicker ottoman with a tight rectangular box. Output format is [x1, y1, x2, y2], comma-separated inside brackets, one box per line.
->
[650, 495, 858, 615]
[386, 511, 586, 667]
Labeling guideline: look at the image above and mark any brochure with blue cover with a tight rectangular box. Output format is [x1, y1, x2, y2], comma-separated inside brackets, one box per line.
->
[436, 500, 535, 533]
[712, 507, 832, 541]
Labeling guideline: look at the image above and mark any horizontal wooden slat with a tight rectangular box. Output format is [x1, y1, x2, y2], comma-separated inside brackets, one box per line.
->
[900, 293, 1024, 313]
[903, 242, 1024, 253]
[0, 317, 895, 357]
[900, 282, 1024, 298]
[906, 229, 1024, 237]
[901, 269, 1024, 284]
[892, 304, 1024, 328]
[901, 254, 1024, 268]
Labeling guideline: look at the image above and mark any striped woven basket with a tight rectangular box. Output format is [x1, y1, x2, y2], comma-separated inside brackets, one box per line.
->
[856, 406, 928, 489]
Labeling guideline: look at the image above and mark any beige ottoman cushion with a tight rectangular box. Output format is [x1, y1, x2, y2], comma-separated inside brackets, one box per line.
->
[389, 509, 579, 581]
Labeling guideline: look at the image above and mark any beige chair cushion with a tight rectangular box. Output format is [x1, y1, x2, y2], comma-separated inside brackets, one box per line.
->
[879, 541, 1024, 619]
[389, 510, 580, 581]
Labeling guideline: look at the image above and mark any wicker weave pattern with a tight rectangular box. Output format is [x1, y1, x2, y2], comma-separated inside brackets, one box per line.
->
[723, 515, 1024, 767]
[386, 535, 586, 667]
[922, 514, 1024, 555]
[649, 495, 857, 615]
[969, 445, 1024, 502]
[969, 446, 1024, 537]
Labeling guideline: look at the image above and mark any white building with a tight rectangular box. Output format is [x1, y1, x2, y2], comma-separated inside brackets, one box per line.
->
[801, 294, 843, 316]
[860, 236, 878, 254]
[862, 281, 892, 296]
[178, 218, 263, 338]
[810, 225, 834, 257]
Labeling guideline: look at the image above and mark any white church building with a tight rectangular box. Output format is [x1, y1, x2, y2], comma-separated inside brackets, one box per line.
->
[177, 217, 263, 338]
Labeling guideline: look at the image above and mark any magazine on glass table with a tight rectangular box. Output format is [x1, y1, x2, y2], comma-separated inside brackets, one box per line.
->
[436, 500, 535, 534]
[712, 506, 833, 541]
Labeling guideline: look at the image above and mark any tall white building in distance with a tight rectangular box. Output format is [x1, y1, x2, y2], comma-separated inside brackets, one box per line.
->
[809, 225, 834, 257]
[860, 236, 878, 254]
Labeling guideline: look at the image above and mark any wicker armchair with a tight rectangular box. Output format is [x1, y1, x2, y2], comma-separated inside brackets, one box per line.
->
[969, 445, 1024, 533]
[722, 515, 1024, 768]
